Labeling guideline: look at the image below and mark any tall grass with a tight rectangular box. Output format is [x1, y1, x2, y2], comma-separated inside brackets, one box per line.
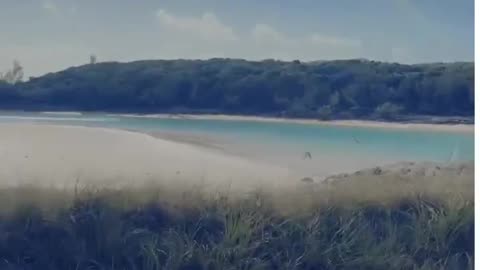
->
[0, 175, 473, 270]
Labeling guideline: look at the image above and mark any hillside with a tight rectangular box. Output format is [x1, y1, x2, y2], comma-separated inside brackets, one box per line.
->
[0, 59, 474, 120]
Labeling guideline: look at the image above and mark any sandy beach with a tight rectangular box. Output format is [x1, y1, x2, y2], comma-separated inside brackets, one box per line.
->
[0, 123, 296, 192]
[0, 122, 473, 198]
[108, 113, 474, 133]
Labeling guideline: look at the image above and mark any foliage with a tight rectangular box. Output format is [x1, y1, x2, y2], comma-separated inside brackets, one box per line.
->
[0, 184, 473, 270]
[0, 60, 24, 84]
[375, 102, 404, 119]
[90, 55, 97, 65]
[317, 105, 333, 120]
[1, 59, 474, 118]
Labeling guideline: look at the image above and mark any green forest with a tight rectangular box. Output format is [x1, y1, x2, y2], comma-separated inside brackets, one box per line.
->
[0, 59, 474, 120]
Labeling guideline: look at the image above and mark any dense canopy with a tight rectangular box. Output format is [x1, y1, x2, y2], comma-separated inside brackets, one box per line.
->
[0, 59, 474, 120]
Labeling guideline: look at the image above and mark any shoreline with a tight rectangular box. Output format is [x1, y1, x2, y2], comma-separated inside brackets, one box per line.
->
[106, 113, 474, 133]
[0, 110, 472, 133]
[0, 123, 473, 192]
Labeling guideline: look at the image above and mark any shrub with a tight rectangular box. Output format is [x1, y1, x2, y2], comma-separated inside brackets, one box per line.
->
[375, 102, 404, 120]
[317, 105, 333, 120]
[0, 184, 473, 270]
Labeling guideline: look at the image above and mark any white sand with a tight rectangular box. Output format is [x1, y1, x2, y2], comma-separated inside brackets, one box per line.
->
[0, 123, 296, 192]
[41, 111, 84, 116]
[0, 122, 473, 200]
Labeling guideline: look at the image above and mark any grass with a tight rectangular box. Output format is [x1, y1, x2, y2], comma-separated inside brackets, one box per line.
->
[0, 175, 473, 270]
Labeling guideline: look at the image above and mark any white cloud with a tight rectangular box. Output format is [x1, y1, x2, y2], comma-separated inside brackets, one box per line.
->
[8, 9, 365, 77]
[309, 33, 362, 48]
[156, 9, 237, 42]
[41, 1, 78, 16]
[251, 24, 287, 43]
[247, 23, 362, 60]
[42, 0, 58, 14]
[152, 9, 363, 62]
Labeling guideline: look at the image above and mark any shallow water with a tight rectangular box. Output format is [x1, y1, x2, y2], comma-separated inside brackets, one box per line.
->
[0, 111, 473, 176]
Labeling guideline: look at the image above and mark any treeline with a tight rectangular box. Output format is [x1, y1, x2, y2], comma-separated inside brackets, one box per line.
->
[0, 59, 474, 119]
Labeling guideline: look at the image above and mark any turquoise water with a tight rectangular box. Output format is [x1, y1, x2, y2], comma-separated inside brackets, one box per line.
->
[0, 112, 473, 167]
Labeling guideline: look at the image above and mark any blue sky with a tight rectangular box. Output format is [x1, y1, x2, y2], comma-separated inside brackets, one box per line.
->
[0, 0, 474, 77]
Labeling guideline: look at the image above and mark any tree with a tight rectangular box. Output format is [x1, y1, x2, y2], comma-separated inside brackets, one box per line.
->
[0, 60, 23, 84]
[90, 54, 97, 65]
[375, 102, 404, 120]
[0, 59, 472, 118]
[317, 105, 333, 120]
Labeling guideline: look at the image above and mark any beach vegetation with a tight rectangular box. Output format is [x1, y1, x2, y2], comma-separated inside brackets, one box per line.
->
[0, 174, 473, 270]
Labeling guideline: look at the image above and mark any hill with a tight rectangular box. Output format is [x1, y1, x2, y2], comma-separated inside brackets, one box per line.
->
[0, 59, 474, 120]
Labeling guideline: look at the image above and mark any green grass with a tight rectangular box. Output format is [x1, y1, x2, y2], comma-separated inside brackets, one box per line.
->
[0, 177, 473, 270]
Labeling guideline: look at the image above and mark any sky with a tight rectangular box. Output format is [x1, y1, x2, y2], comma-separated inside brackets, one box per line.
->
[0, 0, 474, 77]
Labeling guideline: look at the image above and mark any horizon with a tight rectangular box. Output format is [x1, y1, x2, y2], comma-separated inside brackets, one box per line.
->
[1, 0, 474, 77]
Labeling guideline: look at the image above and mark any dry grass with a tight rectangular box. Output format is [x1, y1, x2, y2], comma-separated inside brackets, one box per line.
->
[0, 172, 472, 216]
[0, 174, 473, 270]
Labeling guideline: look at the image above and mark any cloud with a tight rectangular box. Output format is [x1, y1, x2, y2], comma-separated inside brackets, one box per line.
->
[248, 23, 362, 60]
[156, 9, 237, 42]
[153, 9, 364, 62]
[251, 24, 287, 43]
[309, 33, 362, 48]
[250, 23, 361, 49]
[10, 8, 364, 77]
[42, 0, 58, 14]
[41, 1, 78, 16]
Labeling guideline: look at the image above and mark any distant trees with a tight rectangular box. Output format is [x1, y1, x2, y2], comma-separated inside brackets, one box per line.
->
[0, 60, 23, 84]
[3, 59, 474, 118]
[317, 105, 333, 120]
[90, 55, 97, 65]
[374, 102, 404, 120]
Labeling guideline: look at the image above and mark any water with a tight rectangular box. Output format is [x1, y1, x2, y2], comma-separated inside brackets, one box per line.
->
[0, 111, 473, 175]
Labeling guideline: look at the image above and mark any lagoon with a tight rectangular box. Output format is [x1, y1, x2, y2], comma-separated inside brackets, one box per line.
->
[0, 111, 473, 177]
